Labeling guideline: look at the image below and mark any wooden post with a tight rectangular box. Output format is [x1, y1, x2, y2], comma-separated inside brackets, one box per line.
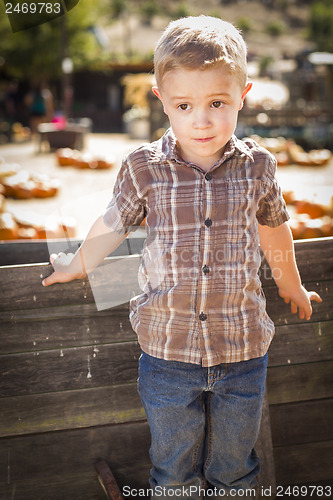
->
[95, 460, 124, 500]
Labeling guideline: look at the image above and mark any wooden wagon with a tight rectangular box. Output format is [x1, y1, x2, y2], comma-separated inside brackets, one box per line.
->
[0, 237, 332, 499]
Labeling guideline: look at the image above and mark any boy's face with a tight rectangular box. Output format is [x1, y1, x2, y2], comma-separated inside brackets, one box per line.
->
[153, 66, 251, 170]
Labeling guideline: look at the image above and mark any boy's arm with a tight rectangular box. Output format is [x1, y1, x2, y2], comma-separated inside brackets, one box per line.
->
[258, 221, 322, 320]
[42, 215, 126, 286]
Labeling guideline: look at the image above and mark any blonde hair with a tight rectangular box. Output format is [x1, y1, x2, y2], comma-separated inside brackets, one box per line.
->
[154, 15, 247, 89]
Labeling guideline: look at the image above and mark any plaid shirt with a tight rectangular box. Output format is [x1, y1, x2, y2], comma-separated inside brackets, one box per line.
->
[103, 129, 289, 366]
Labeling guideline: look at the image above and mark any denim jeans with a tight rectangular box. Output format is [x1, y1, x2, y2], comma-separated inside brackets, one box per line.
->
[138, 351, 268, 500]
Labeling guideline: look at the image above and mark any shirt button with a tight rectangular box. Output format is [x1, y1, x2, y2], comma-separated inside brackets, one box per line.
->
[199, 312, 207, 321]
[205, 173, 212, 181]
[202, 265, 210, 275]
[205, 218, 212, 227]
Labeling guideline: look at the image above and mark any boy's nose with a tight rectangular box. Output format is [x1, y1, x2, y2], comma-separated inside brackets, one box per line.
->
[193, 109, 210, 129]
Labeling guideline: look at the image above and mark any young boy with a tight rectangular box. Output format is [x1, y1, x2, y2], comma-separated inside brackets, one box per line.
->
[43, 16, 321, 499]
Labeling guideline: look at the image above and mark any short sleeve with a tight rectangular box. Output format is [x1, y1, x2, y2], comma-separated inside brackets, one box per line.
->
[103, 157, 146, 234]
[256, 155, 290, 227]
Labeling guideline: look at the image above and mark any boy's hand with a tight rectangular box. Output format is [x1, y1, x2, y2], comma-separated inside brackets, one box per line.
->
[42, 252, 86, 287]
[278, 285, 322, 321]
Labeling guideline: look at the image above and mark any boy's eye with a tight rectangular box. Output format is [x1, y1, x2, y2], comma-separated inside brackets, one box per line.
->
[211, 101, 224, 108]
[178, 103, 190, 111]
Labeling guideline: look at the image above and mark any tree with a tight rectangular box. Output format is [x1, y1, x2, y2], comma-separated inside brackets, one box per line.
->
[0, 0, 104, 80]
[308, 0, 333, 52]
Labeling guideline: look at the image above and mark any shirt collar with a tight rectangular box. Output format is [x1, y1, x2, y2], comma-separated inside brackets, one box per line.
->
[149, 128, 254, 165]
[223, 134, 255, 163]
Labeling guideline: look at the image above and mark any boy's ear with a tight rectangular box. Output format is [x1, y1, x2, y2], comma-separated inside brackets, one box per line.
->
[152, 86, 168, 114]
[152, 86, 162, 101]
[239, 82, 252, 110]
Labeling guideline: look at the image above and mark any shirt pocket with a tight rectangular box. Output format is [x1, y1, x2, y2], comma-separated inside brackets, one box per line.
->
[218, 178, 258, 218]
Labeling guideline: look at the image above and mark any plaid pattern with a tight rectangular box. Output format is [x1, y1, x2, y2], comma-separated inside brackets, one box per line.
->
[103, 129, 289, 366]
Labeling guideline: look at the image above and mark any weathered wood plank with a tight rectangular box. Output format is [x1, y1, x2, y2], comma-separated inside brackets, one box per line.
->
[0, 268, 330, 328]
[267, 360, 333, 405]
[1, 238, 332, 313]
[274, 440, 333, 485]
[2, 425, 332, 500]
[0, 421, 151, 500]
[0, 253, 142, 312]
[270, 399, 333, 447]
[1, 286, 330, 356]
[269, 321, 333, 367]
[0, 239, 82, 266]
[0, 341, 141, 397]
[0, 383, 145, 438]
[1, 384, 277, 492]
[0, 262, 94, 311]
[259, 236, 333, 286]
[4, 388, 331, 465]
[0, 237, 146, 266]
[0, 304, 135, 355]
[1, 236, 331, 279]
[0, 394, 274, 498]
[1, 302, 331, 404]
[294, 237, 333, 281]
[3, 473, 107, 500]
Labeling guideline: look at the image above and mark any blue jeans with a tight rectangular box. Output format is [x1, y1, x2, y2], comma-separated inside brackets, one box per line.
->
[138, 352, 268, 499]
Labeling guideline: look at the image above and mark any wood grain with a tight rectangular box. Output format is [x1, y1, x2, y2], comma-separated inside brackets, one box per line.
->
[270, 399, 333, 447]
[274, 440, 333, 485]
[0, 341, 141, 397]
[0, 421, 151, 500]
[267, 360, 333, 404]
[0, 383, 145, 438]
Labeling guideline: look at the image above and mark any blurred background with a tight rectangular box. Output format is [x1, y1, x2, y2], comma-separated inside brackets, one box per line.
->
[0, 0, 332, 241]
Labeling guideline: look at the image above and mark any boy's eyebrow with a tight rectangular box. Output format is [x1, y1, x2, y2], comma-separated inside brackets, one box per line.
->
[208, 92, 232, 99]
[170, 92, 232, 101]
[170, 95, 191, 101]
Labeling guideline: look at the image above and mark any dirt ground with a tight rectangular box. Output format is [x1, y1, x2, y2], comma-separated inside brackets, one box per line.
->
[0, 134, 144, 240]
[1, 133, 333, 242]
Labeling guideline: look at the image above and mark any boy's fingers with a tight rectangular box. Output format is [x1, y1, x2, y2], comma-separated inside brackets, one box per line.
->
[298, 307, 306, 320]
[42, 255, 59, 286]
[305, 303, 313, 321]
[290, 301, 298, 315]
[49, 253, 59, 265]
[42, 270, 76, 286]
[42, 273, 56, 287]
[296, 302, 310, 320]
[309, 291, 322, 303]
[280, 289, 322, 321]
[304, 291, 322, 321]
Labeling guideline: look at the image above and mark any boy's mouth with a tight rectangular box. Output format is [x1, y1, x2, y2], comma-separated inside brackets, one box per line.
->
[194, 137, 214, 143]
